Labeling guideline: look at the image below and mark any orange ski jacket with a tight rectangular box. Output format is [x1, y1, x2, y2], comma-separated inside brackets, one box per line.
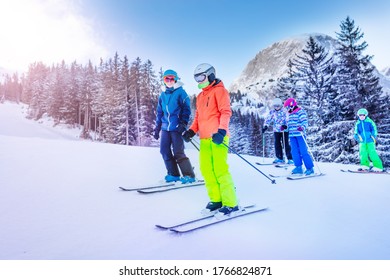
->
[189, 80, 231, 139]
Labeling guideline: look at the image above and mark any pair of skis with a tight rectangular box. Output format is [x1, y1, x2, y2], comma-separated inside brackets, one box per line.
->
[269, 172, 325, 180]
[119, 180, 205, 194]
[256, 162, 293, 170]
[340, 169, 389, 175]
[155, 205, 268, 233]
[119, 183, 268, 232]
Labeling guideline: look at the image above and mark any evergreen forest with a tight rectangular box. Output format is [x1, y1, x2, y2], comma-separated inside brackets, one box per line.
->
[1, 17, 389, 167]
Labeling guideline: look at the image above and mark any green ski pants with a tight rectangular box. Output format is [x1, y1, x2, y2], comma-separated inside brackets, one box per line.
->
[359, 142, 383, 169]
[199, 137, 238, 207]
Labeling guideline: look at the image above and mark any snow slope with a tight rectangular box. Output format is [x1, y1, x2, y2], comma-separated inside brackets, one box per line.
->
[0, 102, 390, 261]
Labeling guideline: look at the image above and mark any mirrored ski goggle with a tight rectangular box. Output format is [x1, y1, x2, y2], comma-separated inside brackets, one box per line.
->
[194, 73, 207, 83]
[163, 76, 176, 83]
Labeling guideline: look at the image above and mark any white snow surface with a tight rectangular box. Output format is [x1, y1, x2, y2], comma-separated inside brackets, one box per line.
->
[0, 102, 389, 260]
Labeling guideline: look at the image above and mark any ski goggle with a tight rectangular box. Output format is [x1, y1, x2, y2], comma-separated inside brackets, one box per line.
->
[274, 105, 282, 109]
[359, 114, 366, 117]
[163, 76, 176, 83]
[287, 105, 295, 112]
[194, 73, 207, 83]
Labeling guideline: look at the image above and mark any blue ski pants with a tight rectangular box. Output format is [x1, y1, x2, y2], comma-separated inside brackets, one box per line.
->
[289, 136, 314, 170]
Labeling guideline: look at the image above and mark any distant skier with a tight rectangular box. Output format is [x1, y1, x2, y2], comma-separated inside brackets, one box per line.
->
[182, 63, 239, 215]
[283, 98, 314, 175]
[154, 69, 196, 183]
[262, 97, 293, 164]
[353, 108, 383, 172]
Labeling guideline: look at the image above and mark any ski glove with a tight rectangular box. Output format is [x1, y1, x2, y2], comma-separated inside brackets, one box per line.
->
[297, 126, 304, 132]
[153, 128, 160, 140]
[176, 122, 187, 134]
[354, 134, 363, 143]
[280, 125, 287, 131]
[261, 126, 268, 133]
[182, 129, 195, 142]
[212, 129, 226, 145]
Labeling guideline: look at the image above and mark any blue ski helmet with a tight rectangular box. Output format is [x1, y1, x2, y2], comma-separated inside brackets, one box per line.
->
[163, 69, 179, 81]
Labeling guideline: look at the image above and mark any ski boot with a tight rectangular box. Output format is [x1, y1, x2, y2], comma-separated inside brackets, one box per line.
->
[206, 201, 222, 211]
[218, 205, 240, 215]
[291, 166, 303, 175]
[165, 175, 181, 183]
[304, 168, 314, 176]
[180, 176, 196, 184]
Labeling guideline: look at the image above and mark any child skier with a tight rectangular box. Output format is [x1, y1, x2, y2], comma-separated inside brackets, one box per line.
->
[262, 97, 293, 164]
[353, 108, 383, 172]
[283, 98, 314, 175]
[182, 63, 239, 215]
[154, 69, 196, 183]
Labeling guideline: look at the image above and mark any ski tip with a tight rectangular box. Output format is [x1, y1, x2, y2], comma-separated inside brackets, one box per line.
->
[155, 224, 170, 230]
[169, 228, 186, 234]
[137, 190, 152, 194]
[119, 186, 132, 191]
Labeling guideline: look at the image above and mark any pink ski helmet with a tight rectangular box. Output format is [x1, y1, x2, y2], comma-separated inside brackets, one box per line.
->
[284, 98, 297, 107]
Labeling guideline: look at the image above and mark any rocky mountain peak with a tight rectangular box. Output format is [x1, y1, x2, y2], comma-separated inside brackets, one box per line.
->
[229, 33, 338, 95]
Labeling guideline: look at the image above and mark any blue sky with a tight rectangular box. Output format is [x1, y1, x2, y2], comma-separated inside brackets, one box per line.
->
[1, 0, 389, 94]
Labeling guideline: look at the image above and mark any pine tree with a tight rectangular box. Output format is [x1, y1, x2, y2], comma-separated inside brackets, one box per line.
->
[290, 36, 336, 126]
[0, 73, 22, 103]
[47, 61, 69, 124]
[63, 61, 82, 125]
[96, 57, 118, 142]
[23, 62, 50, 120]
[138, 59, 159, 146]
[334, 16, 383, 121]
[129, 57, 142, 146]
[276, 59, 299, 101]
[121, 55, 133, 145]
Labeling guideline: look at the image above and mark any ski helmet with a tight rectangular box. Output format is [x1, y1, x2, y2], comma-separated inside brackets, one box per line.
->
[272, 98, 283, 107]
[283, 97, 297, 108]
[193, 63, 216, 83]
[163, 69, 179, 81]
[357, 108, 368, 116]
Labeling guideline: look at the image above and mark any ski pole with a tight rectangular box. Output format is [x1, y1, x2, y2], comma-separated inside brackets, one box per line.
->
[300, 131, 322, 174]
[190, 139, 200, 151]
[282, 131, 286, 162]
[222, 143, 276, 184]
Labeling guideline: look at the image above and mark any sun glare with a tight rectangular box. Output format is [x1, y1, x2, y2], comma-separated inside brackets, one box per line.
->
[0, 0, 107, 73]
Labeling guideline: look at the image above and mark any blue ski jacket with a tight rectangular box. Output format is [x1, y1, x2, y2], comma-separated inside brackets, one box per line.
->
[354, 117, 377, 143]
[155, 81, 191, 131]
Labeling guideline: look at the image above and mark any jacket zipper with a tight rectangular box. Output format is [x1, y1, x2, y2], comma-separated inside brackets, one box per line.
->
[165, 93, 173, 131]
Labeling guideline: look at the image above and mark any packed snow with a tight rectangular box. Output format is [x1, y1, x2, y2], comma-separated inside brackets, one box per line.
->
[0, 102, 389, 261]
